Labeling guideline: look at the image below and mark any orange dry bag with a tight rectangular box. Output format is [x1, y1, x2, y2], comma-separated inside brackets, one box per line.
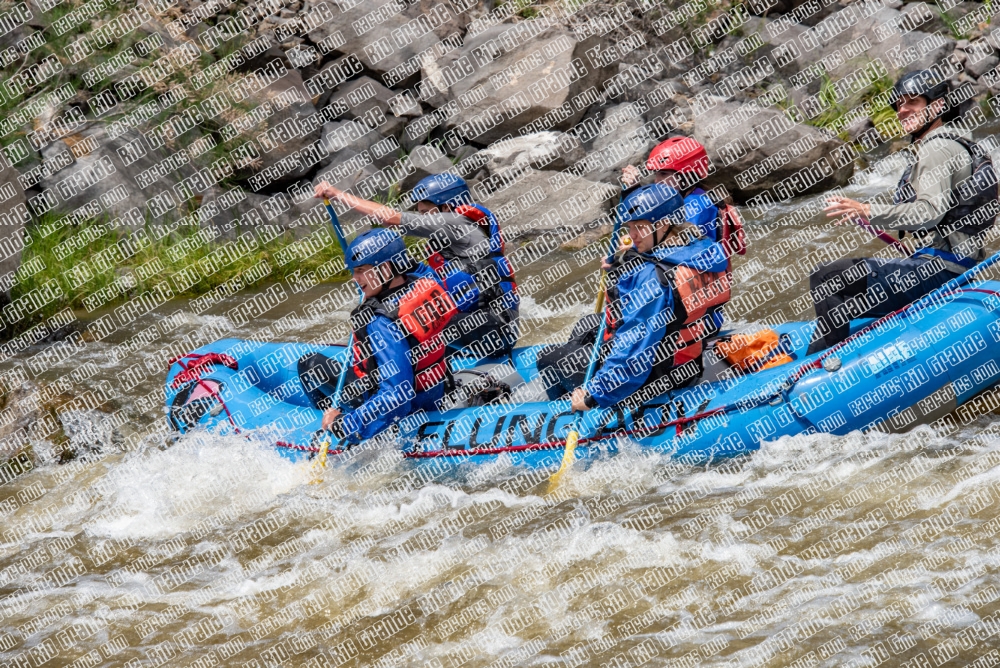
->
[715, 329, 792, 372]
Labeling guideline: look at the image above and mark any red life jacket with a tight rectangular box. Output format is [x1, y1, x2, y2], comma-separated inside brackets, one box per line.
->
[604, 249, 731, 375]
[351, 276, 457, 394]
[718, 204, 746, 267]
[455, 204, 506, 254]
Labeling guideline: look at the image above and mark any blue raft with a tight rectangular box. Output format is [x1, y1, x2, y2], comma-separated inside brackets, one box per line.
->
[165, 277, 1000, 470]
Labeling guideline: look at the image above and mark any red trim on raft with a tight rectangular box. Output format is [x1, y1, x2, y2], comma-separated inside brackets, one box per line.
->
[169, 353, 241, 431]
[195, 378, 240, 433]
[276, 441, 345, 456]
[170, 353, 239, 388]
[404, 440, 567, 458]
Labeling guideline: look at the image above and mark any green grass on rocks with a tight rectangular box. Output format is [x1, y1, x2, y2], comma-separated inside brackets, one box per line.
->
[11, 215, 349, 329]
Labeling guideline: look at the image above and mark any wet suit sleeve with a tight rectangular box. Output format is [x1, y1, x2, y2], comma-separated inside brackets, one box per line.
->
[398, 212, 491, 270]
[400, 212, 482, 250]
[585, 265, 672, 408]
[399, 211, 466, 236]
[869, 137, 972, 232]
[339, 316, 415, 443]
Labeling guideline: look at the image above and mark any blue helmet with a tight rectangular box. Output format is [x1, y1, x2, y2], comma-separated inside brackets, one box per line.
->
[616, 183, 685, 226]
[411, 173, 470, 208]
[347, 228, 409, 272]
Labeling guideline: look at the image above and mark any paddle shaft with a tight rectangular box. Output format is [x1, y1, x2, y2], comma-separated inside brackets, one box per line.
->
[915, 246, 1000, 305]
[316, 199, 365, 465]
[594, 273, 607, 315]
[856, 216, 909, 256]
[548, 218, 624, 489]
[324, 199, 354, 266]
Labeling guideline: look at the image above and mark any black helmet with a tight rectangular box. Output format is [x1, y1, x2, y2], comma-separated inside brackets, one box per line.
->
[892, 70, 949, 110]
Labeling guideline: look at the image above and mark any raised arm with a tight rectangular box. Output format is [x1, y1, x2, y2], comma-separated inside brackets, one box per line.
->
[315, 182, 402, 226]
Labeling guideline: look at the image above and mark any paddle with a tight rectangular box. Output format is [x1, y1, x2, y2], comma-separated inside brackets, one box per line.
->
[313, 198, 364, 471]
[547, 218, 626, 492]
[324, 198, 354, 260]
[911, 246, 1000, 305]
[855, 216, 910, 256]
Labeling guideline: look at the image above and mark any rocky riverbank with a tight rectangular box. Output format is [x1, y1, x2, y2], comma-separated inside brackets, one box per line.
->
[3, 0, 998, 334]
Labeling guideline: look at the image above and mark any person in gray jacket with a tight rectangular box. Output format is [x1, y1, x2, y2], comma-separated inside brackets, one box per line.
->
[807, 69, 996, 353]
[315, 174, 519, 359]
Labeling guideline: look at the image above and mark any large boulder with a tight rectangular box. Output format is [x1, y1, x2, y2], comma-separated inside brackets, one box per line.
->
[321, 122, 388, 160]
[424, 23, 616, 146]
[398, 143, 453, 192]
[198, 186, 327, 240]
[477, 168, 617, 240]
[965, 52, 999, 79]
[32, 123, 199, 226]
[305, 0, 468, 80]
[315, 140, 450, 200]
[240, 69, 324, 192]
[477, 132, 586, 175]
[738, 0, 835, 17]
[744, 4, 955, 111]
[743, 17, 812, 83]
[852, 4, 956, 77]
[315, 146, 384, 192]
[319, 120, 400, 172]
[583, 103, 657, 182]
[326, 75, 421, 139]
[693, 98, 854, 201]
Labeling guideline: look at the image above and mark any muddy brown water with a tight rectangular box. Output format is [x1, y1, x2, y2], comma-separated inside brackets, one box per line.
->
[3, 161, 1000, 667]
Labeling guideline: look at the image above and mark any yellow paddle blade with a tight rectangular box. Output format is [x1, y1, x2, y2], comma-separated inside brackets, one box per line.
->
[594, 272, 607, 314]
[547, 429, 579, 493]
[309, 436, 332, 484]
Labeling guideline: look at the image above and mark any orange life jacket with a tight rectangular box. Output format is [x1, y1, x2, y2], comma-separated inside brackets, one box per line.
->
[351, 276, 457, 394]
[714, 329, 793, 372]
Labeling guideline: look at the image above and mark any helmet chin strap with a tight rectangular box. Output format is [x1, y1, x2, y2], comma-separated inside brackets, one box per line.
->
[370, 261, 402, 295]
[909, 104, 941, 142]
[653, 221, 673, 248]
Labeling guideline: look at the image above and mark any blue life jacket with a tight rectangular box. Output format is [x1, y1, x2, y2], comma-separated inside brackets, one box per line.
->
[601, 237, 732, 393]
[685, 188, 720, 242]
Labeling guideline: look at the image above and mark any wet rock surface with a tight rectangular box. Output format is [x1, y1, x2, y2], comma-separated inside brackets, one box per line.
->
[13, 0, 1000, 259]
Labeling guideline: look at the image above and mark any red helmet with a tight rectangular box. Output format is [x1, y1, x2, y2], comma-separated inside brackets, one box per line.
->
[646, 137, 710, 178]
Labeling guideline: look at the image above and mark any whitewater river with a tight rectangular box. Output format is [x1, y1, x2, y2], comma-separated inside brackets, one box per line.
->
[3, 160, 1000, 668]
